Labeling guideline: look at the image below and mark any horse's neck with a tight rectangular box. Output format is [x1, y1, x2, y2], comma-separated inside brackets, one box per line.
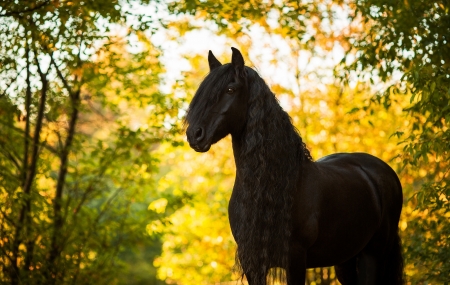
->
[231, 136, 245, 172]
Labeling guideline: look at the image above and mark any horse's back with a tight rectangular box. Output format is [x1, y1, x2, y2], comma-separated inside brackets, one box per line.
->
[316, 152, 402, 208]
[298, 152, 402, 267]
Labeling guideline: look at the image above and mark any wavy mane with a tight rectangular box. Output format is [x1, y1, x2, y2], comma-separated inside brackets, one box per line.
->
[233, 68, 312, 284]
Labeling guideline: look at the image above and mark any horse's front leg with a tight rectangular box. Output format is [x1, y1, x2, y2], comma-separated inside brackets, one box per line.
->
[356, 251, 378, 285]
[288, 251, 307, 285]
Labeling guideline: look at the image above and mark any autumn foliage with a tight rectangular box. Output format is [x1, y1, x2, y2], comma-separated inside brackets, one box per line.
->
[0, 0, 448, 284]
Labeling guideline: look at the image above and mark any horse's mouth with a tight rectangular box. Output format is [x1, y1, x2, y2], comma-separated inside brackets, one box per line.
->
[190, 142, 211, 153]
[186, 127, 212, 152]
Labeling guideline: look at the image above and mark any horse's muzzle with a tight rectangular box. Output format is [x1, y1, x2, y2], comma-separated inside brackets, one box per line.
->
[186, 126, 211, 152]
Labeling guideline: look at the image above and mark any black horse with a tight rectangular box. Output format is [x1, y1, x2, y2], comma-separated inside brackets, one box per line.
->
[185, 47, 403, 285]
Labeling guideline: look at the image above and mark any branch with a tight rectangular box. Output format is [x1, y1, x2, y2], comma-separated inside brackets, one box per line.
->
[0, 0, 51, 18]
[68, 185, 120, 285]
[23, 44, 35, 272]
[70, 152, 116, 218]
[22, 48, 49, 197]
[0, 169, 21, 182]
[23, 45, 32, 183]
[54, 129, 64, 152]
[0, 147, 21, 171]
[0, 244, 16, 271]
[47, 88, 80, 283]
[10, 50, 49, 285]
[0, 118, 59, 155]
[47, 51, 83, 275]
[60, 152, 117, 265]
[50, 54, 73, 95]
[0, 207, 17, 227]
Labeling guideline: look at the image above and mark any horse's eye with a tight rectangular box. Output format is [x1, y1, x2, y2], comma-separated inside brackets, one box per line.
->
[226, 88, 235, 94]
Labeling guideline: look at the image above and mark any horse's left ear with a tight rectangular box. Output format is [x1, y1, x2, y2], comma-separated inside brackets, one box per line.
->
[231, 47, 245, 76]
[208, 50, 222, 71]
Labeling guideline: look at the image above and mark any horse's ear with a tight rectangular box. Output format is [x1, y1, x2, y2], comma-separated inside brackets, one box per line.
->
[208, 50, 222, 71]
[231, 47, 245, 75]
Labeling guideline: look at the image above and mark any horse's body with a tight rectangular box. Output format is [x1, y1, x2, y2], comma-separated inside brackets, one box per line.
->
[185, 48, 403, 285]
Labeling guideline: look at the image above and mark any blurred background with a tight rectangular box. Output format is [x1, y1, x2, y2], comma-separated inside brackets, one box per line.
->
[0, 0, 449, 284]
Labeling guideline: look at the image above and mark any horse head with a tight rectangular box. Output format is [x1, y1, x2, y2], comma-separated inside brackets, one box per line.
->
[185, 47, 250, 152]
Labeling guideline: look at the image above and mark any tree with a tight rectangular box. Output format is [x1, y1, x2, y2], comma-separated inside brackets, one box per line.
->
[0, 1, 179, 284]
[344, 1, 450, 282]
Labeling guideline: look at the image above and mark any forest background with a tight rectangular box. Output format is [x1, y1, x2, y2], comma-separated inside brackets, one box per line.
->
[0, 0, 449, 284]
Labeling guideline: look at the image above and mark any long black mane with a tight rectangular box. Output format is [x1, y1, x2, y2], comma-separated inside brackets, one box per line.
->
[231, 67, 312, 283]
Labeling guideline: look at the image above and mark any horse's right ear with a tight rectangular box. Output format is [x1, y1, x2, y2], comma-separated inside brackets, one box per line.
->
[231, 47, 246, 79]
[208, 50, 222, 71]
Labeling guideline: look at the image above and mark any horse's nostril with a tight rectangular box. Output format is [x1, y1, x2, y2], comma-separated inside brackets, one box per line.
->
[194, 128, 204, 141]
